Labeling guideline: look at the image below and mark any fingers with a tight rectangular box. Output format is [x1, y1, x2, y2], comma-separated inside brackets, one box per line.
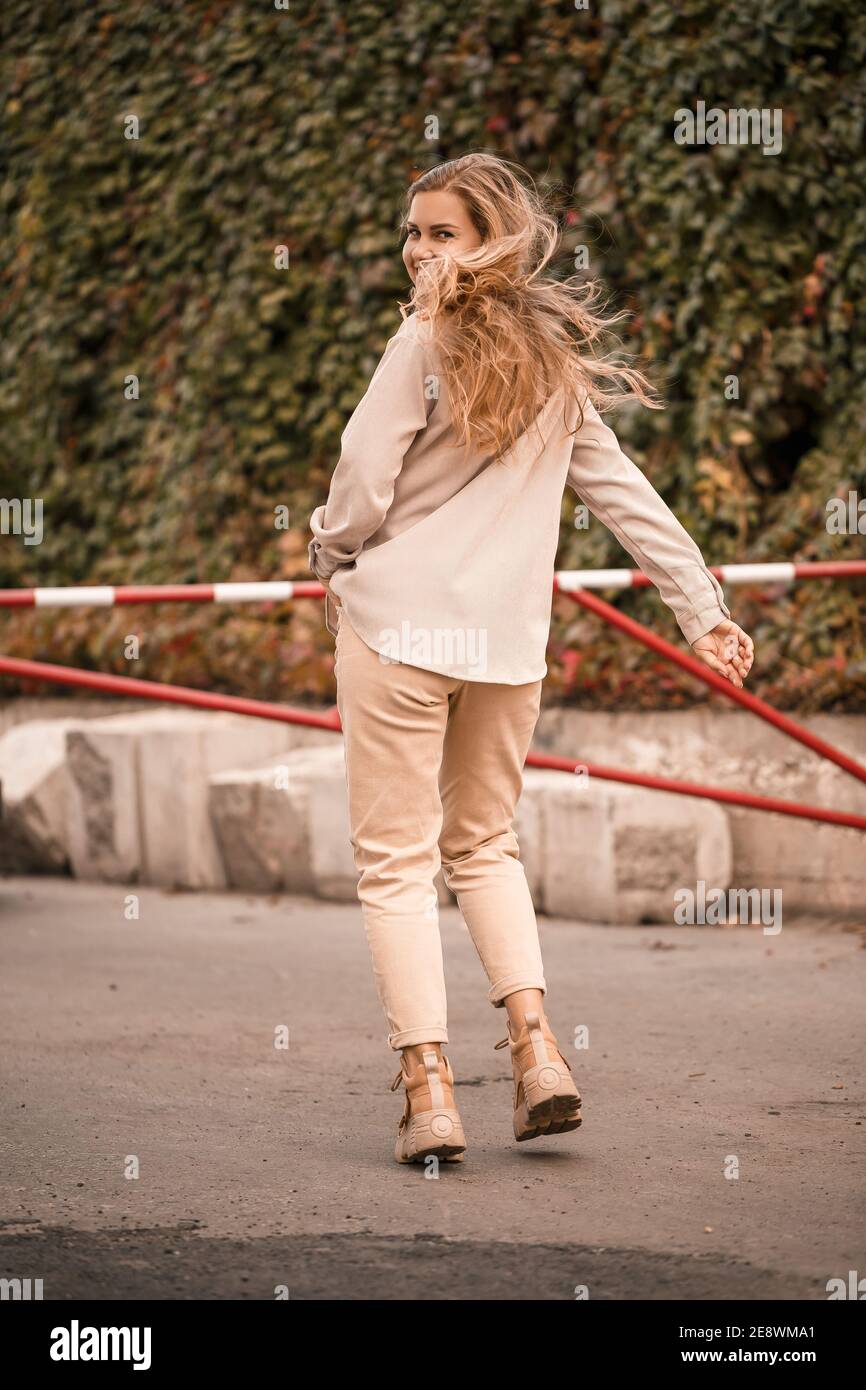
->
[721, 623, 754, 683]
[734, 625, 755, 680]
[697, 651, 729, 680]
[696, 648, 744, 688]
[725, 661, 745, 689]
[693, 622, 754, 688]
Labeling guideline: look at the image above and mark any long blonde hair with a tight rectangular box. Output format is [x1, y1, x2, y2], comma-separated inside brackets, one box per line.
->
[399, 151, 663, 460]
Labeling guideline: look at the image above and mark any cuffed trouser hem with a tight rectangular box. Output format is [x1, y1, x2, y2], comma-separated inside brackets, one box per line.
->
[388, 1025, 450, 1051]
[487, 973, 547, 1008]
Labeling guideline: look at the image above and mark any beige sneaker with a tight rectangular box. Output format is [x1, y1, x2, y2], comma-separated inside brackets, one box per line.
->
[494, 1011, 582, 1142]
[390, 1050, 467, 1164]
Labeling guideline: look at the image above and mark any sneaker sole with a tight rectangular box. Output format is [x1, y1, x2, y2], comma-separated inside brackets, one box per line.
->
[395, 1143, 467, 1164]
[515, 1091, 583, 1143]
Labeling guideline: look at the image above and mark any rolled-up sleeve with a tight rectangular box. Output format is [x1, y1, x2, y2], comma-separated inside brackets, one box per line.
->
[566, 395, 731, 645]
[308, 327, 433, 584]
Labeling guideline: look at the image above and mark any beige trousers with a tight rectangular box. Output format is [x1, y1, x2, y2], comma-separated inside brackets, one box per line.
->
[334, 607, 547, 1051]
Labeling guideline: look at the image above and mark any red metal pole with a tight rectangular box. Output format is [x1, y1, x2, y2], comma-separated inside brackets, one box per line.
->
[0, 655, 341, 731]
[562, 586, 866, 787]
[525, 750, 866, 830]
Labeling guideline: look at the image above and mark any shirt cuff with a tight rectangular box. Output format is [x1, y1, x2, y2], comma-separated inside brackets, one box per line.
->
[680, 603, 732, 646]
[308, 536, 339, 583]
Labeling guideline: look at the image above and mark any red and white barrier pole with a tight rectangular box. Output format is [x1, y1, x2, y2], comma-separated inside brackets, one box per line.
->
[0, 560, 864, 608]
[0, 581, 307, 608]
[554, 560, 866, 592]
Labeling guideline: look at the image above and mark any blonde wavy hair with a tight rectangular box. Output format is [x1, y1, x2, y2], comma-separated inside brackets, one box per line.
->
[398, 151, 663, 461]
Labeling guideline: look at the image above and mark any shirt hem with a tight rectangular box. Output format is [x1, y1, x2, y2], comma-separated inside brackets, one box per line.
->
[337, 603, 547, 685]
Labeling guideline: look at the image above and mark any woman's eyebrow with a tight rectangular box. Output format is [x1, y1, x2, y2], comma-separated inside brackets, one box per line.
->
[406, 221, 461, 231]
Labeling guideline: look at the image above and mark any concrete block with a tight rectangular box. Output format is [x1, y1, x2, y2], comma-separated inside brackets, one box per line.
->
[517, 768, 731, 924]
[307, 746, 360, 900]
[0, 719, 86, 873]
[210, 740, 455, 905]
[65, 709, 316, 887]
[513, 769, 563, 908]
[532, 709, 866, 918]
[210, 743, 345, 893]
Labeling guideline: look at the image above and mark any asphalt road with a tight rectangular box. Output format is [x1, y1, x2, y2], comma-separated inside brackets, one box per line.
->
[1, 876, 863, 1300]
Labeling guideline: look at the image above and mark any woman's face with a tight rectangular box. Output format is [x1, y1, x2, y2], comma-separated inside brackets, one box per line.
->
[402, 190, 482, 284]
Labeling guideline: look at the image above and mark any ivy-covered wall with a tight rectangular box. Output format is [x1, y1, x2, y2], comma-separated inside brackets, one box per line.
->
[1, 0, 864, 709]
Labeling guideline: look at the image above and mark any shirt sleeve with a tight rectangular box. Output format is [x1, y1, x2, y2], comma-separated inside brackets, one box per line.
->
[565, 394, 731, 645]
[307, 326, 433, 583]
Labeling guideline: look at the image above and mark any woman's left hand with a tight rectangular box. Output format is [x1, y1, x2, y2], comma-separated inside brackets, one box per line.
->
[691, 619, 754, 689]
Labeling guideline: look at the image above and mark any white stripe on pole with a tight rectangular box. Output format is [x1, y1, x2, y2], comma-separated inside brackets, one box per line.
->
[718, 563, 796, 583]
[212, 582, 295, 602]
[555, 562, 799, 590]
[34, 586, 116, 607]
[555, 569, 634, 591]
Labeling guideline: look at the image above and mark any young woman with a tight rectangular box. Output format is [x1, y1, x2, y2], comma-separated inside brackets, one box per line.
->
[308, 152, 754, 1165]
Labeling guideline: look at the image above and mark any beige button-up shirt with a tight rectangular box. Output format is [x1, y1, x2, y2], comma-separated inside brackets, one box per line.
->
[308, 312, 731, 684]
